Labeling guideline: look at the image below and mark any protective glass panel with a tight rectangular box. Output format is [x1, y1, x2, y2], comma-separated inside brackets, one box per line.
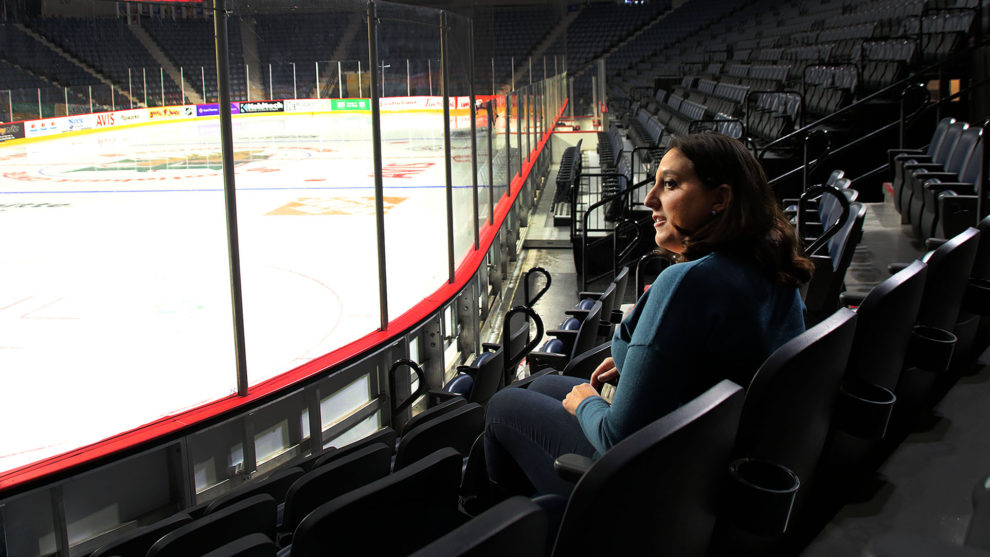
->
[230, 0, 379, 386]
[0, 10, 234, 472]
[378, 2, 450, 318]
[446, 12, 476, 268]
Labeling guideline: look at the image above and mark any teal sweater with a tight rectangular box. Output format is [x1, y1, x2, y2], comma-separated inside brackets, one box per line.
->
[576, 252, 806, 455]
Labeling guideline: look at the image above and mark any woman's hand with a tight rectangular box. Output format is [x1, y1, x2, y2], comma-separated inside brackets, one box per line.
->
[590, 357, 618, 391]
[563, 383, 601, 416]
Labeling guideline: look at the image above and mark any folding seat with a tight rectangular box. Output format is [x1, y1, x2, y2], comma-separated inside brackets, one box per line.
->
[814, 261, 927, 486]
[895, 120, 968, 218]
[200, 533, 276, 557]
[541, 380, 745, 556]
[408, 496, 547, 557]
[892, 228, 980, 421]
[529, 300, 603, 373]
[89, 512, 193, 557]
[277, 443, 392, 545]
[907, 125, 983, 234]
[307, 426, 397, 469]
[717, 308, 858, 554]
[201, 466, 305, 516]
[917, 135, 983, 240]
[392, 402, 485, 471]
[802, 197, 867, 325]
[147, 494, 277, 557]
[888, 116, 955, 188]
[288, 448, 467, 557]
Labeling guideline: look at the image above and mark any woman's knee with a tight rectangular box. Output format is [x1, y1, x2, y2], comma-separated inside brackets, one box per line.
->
[529, 374, 588, 399]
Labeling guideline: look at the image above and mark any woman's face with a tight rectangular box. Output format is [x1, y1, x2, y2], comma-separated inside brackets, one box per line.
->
[644, 148, 724, 254]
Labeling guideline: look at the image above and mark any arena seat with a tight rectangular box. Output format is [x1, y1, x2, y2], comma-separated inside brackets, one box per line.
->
[541, 379, 745, 556]
[309, 427, 396, 468]
[278, 443, 392, 545]
[803, 201, 867, 325]
[200, 533, 276, 557]
[907, 125, 983, 237]
[407, 496, 547, 557]
[888, 116, 955, 193]
[202, 466, 304, 516]
[528, 300, 603, 373]
[720, 307, 857, 552]
[88, 512, 192, 557]
[146, 494, 277, 557]
[815, 261, 928, 487]
[895, 120, 968, 218]
[287, 448, 466, 557]
[393, 403, 485, 471]
[890, 227, 980, 426]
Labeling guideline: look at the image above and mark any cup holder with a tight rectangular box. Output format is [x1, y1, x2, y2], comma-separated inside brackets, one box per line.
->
[965, 278, 990, 315]
[726, 458, 800, 536]
[834, 380, 896, 440]
[906, 325, 956, 373]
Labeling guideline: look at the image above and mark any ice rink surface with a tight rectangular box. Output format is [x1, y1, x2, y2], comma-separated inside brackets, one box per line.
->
[0, 112, 488, 473]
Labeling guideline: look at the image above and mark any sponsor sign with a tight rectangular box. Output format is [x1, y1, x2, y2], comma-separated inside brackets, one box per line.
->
[64, 115, 96, 132]
[117, 109, 149, 124]
[96, 109, 149, 128]
[238, 100, 285, 114]
[332, 98, 371, 112]
[0, 122, 25, 143]
[148, 107, 185, 120]
[284, 99, 332, 113]
[196, 103, 241, 116]
[25, 118, 63, 138]
[377, 96, 471, 112]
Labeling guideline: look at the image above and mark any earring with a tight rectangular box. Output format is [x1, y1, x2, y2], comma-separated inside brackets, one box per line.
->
[711, 209, 718, 216]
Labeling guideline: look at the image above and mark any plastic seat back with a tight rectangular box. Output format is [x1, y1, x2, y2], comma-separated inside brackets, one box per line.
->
[312, 427, 396, 469]
[203, 466, 304, 515]
[394, 403, 485, 471]
[147, 494, 277, 557]
[918, 227, 980, 330]
[290, 448, 464, 557]
[409, 497, 547, 557]
[89, 512, 192, 557]
[737, 308, 858, 498]
[551, 380, 745, 556]
[281, 443, 393, 536]
[847, 260, 928, 390]
[200, 532, 275, 557]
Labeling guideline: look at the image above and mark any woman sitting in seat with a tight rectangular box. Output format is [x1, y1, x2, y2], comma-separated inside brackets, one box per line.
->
[484, 133, 814, 497]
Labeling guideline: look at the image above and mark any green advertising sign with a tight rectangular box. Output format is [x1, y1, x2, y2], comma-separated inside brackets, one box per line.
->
[331, 99, 371, 111]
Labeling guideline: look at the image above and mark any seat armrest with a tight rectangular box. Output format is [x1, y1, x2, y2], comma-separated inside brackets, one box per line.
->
[888, 262, 909, 275]
[546, 329, 578, 341]
[903, 162, 944, 172]
[577, 291, 603, 299]
[428, 389, 464, 405]
[527, 351, 569, 372]
[554, 453, 594, 483]
[925, 238, 948, 251]
[924, 180, 975, 194]
[482, 342, 501, 352]
[912, 171, 957, 182]
[563, 308, 590, 319]
[839, 291, 867, 308]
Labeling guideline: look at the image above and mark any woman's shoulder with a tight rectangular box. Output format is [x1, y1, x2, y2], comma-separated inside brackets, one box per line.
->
[656, 252, 782, 298]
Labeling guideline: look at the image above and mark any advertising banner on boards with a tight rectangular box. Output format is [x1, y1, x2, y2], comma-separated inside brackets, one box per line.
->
[0, 122, 24, 143]
[238, 100, 284, 114]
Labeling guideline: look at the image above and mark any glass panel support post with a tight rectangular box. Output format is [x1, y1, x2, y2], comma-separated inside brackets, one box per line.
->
[441, 11, 455, 284]
[368, 0, 389, 331]
[213, 0, 249, 396]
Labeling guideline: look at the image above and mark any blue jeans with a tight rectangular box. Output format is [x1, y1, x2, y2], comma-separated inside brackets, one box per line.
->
[484, 374, 597, 497]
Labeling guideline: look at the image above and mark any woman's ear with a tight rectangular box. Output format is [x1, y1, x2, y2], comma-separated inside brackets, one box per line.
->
[713, 183, 733, 213]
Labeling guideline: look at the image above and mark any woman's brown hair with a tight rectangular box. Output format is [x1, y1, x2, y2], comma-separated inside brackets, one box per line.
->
[668, 133, 813, 286]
